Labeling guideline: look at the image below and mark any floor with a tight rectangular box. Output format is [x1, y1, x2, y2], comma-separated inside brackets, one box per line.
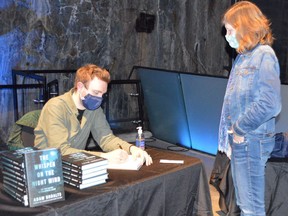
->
[148, 139, 225, 216]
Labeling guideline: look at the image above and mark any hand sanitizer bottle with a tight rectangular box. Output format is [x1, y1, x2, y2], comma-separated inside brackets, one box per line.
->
[136, 126, 145, 150]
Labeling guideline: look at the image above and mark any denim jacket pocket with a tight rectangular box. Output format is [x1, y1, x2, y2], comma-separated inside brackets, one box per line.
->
[236, 68, 256, 94]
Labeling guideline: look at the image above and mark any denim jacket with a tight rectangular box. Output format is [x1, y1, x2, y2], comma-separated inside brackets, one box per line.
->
[218, 44, 281, 154]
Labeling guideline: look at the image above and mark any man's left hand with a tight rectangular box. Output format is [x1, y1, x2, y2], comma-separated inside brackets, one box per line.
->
[130, 146, 153, 166]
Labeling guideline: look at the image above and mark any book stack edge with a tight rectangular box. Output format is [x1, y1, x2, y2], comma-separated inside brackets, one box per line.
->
[62, 152, 109, 189]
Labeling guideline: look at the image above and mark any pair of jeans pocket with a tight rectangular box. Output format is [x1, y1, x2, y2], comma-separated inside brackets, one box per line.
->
[260, 137, 275, 160]
[228, 133, 245, 145]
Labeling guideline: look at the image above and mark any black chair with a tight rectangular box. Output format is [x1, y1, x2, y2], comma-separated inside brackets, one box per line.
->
[7, 110, 41, 150]
[210, 132, 288, 216]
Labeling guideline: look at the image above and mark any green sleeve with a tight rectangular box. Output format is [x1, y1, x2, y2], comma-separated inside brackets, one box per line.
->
[7, 124, 24, 150]
[100, 133, 133, 154]
[34, 101, 86, 155]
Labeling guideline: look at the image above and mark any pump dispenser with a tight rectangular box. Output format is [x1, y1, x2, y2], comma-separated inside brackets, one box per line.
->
[136, 126, 145, 150]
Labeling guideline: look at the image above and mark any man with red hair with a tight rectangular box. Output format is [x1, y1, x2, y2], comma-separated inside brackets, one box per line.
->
[34, 64, 152, 166]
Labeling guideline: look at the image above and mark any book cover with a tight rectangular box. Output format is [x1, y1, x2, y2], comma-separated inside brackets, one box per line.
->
[107, 155, 143, 170]
[62, 152, 108, 170]
[24, 148, 65, 207]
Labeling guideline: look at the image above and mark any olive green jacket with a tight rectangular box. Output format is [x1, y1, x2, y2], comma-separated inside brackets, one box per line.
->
[7, 110, 41, 150]
[34, 89, 132, 156]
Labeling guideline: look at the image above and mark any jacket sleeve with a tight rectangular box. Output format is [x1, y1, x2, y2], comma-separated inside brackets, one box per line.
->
[34, 100, 98, 156]
[99, 133, 133, 153]
[7, 124, 24, 150]
[89, 108, 133, 154]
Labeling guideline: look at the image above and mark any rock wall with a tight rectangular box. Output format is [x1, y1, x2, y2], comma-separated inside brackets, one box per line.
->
[0, 0, 231, 142]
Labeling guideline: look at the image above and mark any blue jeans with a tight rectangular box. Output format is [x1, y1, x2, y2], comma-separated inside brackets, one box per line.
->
[230, 135, 274, 216]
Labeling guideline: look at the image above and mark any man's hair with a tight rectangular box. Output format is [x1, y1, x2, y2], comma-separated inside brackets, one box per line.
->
[222, 1, 274, 53]
[74, 64, 110, 90]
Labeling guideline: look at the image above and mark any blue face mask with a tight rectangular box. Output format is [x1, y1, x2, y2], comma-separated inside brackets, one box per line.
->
[82, 94, 103, 110]
[225, 34, 239, 49]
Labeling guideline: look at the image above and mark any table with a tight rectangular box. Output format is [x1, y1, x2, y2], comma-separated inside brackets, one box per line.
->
[0, 147, 213, 216]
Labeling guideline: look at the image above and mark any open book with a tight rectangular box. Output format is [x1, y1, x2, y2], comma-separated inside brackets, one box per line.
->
[107, 155, 143, 170]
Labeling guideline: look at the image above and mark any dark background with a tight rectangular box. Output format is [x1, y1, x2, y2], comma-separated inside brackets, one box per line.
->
[0, 0, 287, 144]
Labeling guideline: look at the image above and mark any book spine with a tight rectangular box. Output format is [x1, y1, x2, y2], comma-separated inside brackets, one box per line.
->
[2, 170, 26, 183]
[63, 179, 80, 188]
[0, 147, 37, 167]
[1, 156, 24, 168]
[2, 165, 25, 179]
[63, 175, 82, 184]
[1, 160, 24, 172]
[63, 179, 106, 189]
[3, 179, 27, 193]
[62, 161, 82, 170]
[3, 175, 26, 188]
[63, 169, 107, 180]
[63, 173, 108, 185]
[62, 163, 107, 174]
[62, 158, 108, 171]
[3, 184, 29, 206]
[62, 163, 83, 173]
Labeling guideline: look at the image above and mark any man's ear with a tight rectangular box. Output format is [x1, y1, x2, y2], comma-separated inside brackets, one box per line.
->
[76, 82, 84, 91]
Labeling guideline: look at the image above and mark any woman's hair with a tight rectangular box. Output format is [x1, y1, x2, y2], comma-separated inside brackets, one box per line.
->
[74, 64, 110, 90]
[223, 1, 274, 53]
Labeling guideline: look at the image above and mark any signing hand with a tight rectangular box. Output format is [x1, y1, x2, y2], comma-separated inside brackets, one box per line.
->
[130, 146, 153, 166]
[100, 149, 128, 163]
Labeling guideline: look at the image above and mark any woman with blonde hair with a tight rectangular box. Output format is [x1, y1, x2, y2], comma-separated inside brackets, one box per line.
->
[218, 1, 281, 215]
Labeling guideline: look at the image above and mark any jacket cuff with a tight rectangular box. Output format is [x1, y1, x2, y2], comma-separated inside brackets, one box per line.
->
[233, 122, 246, 137]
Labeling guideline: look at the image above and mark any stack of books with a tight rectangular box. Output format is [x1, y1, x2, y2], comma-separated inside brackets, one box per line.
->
[0, 147, 65, 207]
[62, 152, 109, 189]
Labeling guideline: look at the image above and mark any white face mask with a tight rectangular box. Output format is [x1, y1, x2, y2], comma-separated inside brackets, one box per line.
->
[225, 34, 239, 49]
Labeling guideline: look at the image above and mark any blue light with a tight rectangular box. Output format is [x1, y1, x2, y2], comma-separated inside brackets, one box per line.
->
[138, 69, 192, 149]
[138, 68, 228, 155]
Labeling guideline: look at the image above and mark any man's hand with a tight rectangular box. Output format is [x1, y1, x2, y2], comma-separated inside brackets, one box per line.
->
[100, 149, 128, 163]
[130, 146, 153, 166]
